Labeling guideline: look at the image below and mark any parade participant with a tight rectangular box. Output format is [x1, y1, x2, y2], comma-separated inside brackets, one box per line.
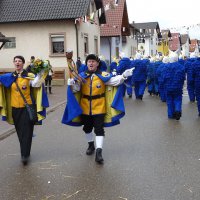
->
[191, 55, 200, 116]
[76, 57, 82, 72]
[116, 56, 132, 97]
[131, 52, 149, 100]
[163, 52, 185, 120]
[65, 49, 78, 83]
[62, 54, 134, 164]
[110, 58, 118, 75]
[184, 53, 197, 102]
[45, 60, 54, 94]
[0, 56, 49, 165]
[99, 55, 108, 72]
[156, 56, 169, 102]
[178, 53, 185, 66]
[147, 57, 156, 95]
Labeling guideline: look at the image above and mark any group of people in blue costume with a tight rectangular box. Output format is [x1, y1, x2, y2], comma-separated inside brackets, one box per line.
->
[110, 53, 149, 100]
[2, 51, 200, 166]
[62, 54, 134, 164]
[0, 55, 49, 165]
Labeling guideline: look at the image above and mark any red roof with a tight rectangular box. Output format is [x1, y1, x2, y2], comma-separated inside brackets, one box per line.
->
[100, 0, 130, 37]
[169, 33, 181, 51]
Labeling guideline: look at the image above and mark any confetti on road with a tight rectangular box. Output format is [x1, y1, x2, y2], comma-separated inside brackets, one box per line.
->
[62, 190, 82, 199]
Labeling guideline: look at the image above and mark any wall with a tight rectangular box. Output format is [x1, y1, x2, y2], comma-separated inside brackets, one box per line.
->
[122, 36, 138, 58]
[0, 20, 100, 69]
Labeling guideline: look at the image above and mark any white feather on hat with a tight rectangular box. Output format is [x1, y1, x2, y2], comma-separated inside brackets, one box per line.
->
[162, 56, 169, 63]
[134, 52, 142, 60]
[66, 49, 73, 53]
[169, 51, 178, 63]
[190, 52, 197, 58]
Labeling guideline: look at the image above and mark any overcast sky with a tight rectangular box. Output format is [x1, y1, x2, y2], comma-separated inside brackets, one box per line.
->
[126, 0, 200, 39]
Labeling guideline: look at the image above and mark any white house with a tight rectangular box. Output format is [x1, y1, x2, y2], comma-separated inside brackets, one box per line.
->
[0, 0, 105, 71]
[132, 22, 161, 57]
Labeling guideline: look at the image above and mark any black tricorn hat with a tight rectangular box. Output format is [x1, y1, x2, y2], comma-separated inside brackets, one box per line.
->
[86, 54, 100, 64]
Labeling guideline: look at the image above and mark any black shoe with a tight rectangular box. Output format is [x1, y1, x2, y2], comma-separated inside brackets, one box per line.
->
[175, 111, 181, 120]
[95, 148, 104, 164]
[21, 156, 29, 165]
[138, 95, 143, 100]
[86, 142, 95, 155]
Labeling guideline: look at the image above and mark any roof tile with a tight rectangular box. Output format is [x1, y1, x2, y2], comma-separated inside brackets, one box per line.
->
[0, 0, 90, 23]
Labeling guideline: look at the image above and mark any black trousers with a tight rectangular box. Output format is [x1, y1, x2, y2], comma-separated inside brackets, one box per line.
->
[45, 77, 52, 93]
[12, 107, 34, 158]
[81, 114, 105, 136]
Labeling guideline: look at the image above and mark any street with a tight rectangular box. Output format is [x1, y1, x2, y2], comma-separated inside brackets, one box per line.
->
[0, 90, 200, 200]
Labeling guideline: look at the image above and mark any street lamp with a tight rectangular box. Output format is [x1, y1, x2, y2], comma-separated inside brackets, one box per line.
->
[0, 32, 10, 50]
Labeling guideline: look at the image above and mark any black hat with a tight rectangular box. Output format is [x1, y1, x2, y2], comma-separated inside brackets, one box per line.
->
[86, 54, 100, 64]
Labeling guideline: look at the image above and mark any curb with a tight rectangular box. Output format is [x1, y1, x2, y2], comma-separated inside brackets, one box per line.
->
[0, 100, 66, 141]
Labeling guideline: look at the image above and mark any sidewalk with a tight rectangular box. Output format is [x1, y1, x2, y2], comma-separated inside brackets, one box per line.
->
[0, 85, 67, 140]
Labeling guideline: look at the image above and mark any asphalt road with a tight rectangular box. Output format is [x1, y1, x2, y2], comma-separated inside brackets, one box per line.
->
[0, 92, 200, 200]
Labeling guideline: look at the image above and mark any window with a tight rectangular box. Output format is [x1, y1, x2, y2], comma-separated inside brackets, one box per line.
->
[94, 36, 98, 55]
[50, 34, 65, 55]
[4, 37, 16, 48]
[84, 34, 89, 55]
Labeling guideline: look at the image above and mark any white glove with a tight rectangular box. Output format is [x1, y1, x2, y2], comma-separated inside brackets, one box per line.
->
[112, 71, 117, 76]
[67, 78, 75, 85]
[122, 67, 135, 78]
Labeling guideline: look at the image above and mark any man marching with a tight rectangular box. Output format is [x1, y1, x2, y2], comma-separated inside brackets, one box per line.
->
[62, 54, 134, 164]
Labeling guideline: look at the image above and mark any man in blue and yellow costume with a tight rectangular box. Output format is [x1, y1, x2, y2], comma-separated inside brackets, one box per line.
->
[62, 54, 134, 164]
[0, 55, 49, 165]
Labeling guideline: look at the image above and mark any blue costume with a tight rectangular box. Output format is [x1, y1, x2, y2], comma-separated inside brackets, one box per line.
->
[185, 58, 196, 102]
[115, 57, 132, 97]
[110, 61, 118, 73]
[100, 60, 108, 72]
[163, 62, 185, 119]
[192, 58, 200, 115]
[147, 61, 161, 96]
[156, 62, 168, 102]
[131, 59, 149, 99]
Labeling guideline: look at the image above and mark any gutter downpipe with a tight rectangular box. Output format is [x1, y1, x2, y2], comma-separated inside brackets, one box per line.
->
[75, 23, 79, 59]
[107, 37, 112, 65]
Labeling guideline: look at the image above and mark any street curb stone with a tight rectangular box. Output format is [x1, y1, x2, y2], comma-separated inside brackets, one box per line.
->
[0, 100, 66, 141]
